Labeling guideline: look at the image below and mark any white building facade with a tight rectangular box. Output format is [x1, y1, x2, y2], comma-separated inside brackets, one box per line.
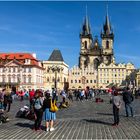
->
[0, 53, 44, 90]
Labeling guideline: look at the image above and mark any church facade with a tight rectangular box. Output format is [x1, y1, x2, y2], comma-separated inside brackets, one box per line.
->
[69, 12, 135, 89]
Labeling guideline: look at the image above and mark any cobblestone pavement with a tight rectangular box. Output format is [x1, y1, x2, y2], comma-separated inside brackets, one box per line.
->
[0, 95, 140, 139]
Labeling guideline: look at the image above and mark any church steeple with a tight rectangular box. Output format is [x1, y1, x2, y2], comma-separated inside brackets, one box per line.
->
[79, 6, 93, 68]
[80, 16, 92, 38]
[101, 5, 114, 65]
[80, 6, 92, 39]
[101, 5, 114, 39]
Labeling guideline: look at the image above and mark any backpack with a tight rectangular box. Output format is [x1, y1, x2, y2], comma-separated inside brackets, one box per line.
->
[34, 98, 42, 110]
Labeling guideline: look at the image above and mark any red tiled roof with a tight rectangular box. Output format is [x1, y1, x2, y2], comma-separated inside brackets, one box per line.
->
[0, 53, 43, 69]
[0, 53, 36, 60]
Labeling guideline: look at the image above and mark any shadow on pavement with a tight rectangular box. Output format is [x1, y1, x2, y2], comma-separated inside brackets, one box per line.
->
[97, 113, 113, 116]
[15, 122, 46, 130]
[15, 122, 33, 129]
[83, 119, 112, 126]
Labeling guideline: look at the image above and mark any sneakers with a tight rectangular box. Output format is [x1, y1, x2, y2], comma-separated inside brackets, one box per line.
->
[50, 127, 55, 132]
[46, 128, 49, 132]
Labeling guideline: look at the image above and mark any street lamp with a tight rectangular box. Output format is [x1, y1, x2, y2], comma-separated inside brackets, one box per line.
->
[49, 65, 62, 90]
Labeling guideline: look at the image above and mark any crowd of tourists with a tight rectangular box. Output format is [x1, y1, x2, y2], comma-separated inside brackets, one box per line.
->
[0, 85, 139, 130]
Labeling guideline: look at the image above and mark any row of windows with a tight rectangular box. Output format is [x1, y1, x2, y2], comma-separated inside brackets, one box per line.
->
[0, 77, 32, 83]
[100, 74, 125, 77]
[71, 79, 96, 84]
[46, 77, 67, 83]
[100, 64, 125, 68]
[99, 69, 125, 72]
[72, 72, 94, 75]
[71, 70, 127, 75]
[99, 80, 122, 84]
[0, 67, 32, 73]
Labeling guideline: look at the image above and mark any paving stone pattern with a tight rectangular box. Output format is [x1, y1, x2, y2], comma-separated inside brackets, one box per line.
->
[0, 95, 140, 139]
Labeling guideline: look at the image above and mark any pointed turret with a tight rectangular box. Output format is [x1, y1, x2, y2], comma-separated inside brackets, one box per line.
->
[101, 6, 114, 39]
[101, 5, 114, 65]
[80, 15, 92, 39]
[104, 14, 111, 35]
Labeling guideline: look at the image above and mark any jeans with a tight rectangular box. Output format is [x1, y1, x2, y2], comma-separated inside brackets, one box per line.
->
[113, 105, 119, 124]
[125, 103, 134, 116]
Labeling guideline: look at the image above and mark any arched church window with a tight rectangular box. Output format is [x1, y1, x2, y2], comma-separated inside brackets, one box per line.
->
[57, 77, 60, 82]
[106, 41, 109, 49]
[94, 58, 100, 70]
[47, 77, 49, 82]
[85, 41, 87, 49]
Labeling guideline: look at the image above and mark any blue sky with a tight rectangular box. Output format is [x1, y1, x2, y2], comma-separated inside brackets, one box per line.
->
[0, 1, 140, 68]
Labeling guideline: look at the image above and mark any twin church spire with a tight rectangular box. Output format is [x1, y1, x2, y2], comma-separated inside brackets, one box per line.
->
[79, 5, 115, 68]
[80, 5, 114, 40]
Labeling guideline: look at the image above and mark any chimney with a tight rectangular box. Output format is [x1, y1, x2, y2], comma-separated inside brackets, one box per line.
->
[32, 53, 36, 59]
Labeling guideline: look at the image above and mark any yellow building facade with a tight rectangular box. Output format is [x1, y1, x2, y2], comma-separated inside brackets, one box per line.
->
[136, 70, 140, 88]
[43, 49, 69, 90]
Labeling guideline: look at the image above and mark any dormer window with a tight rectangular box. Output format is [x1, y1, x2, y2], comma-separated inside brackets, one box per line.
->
[25, 59, 31, 64]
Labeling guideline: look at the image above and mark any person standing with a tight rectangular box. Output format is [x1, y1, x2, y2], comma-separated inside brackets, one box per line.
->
[43, 91, 56, 132]
[3, 89, 12, 112]
[29, 89, 35, 109]
[123, 87, 134, 117]
[112, 90, 121, 126]
[33, 90, 43, 131]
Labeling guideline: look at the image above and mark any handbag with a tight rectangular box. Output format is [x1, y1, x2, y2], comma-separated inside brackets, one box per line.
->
[50, 99, 58, 112]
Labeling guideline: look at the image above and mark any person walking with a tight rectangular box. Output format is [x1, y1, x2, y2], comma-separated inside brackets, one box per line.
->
[123, 87, 134, 117]
[42, 91, 56, 132]
[112, 90, 121, 126]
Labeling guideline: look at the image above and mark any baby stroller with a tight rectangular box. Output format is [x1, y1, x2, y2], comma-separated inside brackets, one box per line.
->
[0, 103, 9, 125]
[16, 105, 36, 120]
[16, 105, 30, 118]
[0, 112, 9, 124]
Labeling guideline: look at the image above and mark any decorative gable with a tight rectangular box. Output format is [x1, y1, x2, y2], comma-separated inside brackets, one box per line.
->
[4, 60, 23, 67]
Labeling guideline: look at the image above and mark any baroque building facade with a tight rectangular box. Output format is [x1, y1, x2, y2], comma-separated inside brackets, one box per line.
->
[69, 12, 135, 89]
[0, 53, 44, 90]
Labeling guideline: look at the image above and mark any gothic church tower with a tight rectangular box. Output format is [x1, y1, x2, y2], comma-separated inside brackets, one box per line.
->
[101, 8, 114, 65]
[79, 15, 93, 68]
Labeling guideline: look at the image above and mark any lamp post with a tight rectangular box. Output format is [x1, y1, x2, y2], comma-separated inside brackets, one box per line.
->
[50, 65, 61, 90]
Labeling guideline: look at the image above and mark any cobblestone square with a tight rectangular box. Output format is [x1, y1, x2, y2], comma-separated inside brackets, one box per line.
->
[0, 95, 140, 139]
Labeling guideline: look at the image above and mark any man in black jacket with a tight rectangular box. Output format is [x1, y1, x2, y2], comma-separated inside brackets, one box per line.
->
[123, 87, 134, 117]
